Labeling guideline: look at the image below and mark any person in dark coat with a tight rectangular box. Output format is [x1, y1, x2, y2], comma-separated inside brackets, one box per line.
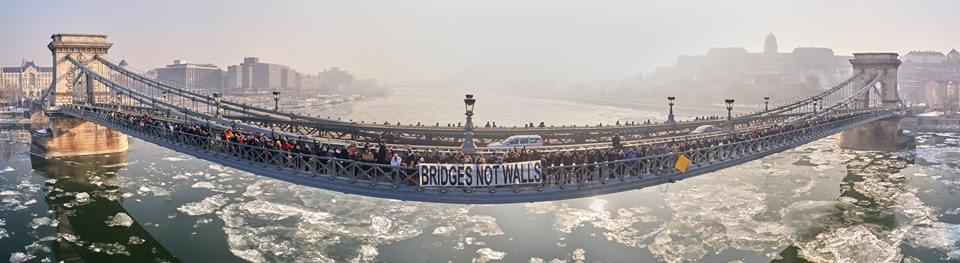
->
[612, 133, 622, 150]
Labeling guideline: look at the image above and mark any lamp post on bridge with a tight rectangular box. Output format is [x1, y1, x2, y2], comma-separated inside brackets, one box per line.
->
[724, 98, 735, 132]
[666, 96, 676, 125]
[461, 94, 478, 155]
[213, 93, 222, 119]
[162, 91, 169, 117]
[115, 91, 122, 112]
[764, 97, 770, 111]
[272, 91, 280, 111]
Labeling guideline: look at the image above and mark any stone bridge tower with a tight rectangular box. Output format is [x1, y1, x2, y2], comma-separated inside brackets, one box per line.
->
[34, 33, 127, 158]
[48, 34, 113, 107]
[849, 53, 902, 108]
[839, 53, 912, 151]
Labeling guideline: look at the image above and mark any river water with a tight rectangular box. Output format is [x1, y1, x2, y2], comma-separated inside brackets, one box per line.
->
[1, 91, 959, 262]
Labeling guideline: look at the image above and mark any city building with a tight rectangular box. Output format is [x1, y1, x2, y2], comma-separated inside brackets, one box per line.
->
[638, 33, 853, 103]
[282, 67, 301, 92]
[318, 67, 355, 91]
[300, 74, 321, 90]
[155, 60, 224, 92]
[1, 61, 54, 102]
[225, 57, 301, 95]
[898, 49, 960, 102]
[922, 80, 960, 115]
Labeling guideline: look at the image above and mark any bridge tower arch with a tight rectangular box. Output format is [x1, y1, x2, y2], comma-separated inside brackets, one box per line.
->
[849, 53, 902, 108]
[34, 33, 127, 158]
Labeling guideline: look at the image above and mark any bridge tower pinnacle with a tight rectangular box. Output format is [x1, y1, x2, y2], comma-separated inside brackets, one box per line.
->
[849, 53, 902, 108]
[48, 34, 113, 107]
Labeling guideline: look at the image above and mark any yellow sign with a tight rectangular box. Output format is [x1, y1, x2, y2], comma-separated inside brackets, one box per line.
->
[675, 154, 691, 173]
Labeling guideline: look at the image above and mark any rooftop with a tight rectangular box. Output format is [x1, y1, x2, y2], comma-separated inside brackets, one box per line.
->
[2, 61, 53, 73]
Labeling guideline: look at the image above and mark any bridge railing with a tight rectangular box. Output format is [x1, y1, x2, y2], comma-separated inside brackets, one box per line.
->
[535, 111, 885, 188]
[61, 104, 892, 201]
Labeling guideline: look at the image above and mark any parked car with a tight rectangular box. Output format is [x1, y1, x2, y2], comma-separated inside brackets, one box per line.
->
[690, 125, 721, 134]
[487, 135, 544, 148]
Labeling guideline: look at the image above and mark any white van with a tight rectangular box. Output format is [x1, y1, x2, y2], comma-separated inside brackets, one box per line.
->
[487, 135, 543, 148]
[690, 125, 721, 134]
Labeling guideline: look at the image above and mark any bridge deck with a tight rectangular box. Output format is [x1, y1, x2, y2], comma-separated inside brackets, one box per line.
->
[60, 105, 893, 204]
[36, 52, 922, 203]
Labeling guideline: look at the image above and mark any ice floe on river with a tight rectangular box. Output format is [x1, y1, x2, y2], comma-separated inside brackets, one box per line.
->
[177, 194, 229, 216]
[105, 212, 134, 228]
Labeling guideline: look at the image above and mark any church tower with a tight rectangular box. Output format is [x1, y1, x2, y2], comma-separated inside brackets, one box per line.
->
[764, 33, 778, 55]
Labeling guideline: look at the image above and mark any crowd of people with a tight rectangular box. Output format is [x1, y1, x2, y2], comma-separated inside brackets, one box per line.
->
[360, 116, 734, 129]
[109, 108, 873, 172]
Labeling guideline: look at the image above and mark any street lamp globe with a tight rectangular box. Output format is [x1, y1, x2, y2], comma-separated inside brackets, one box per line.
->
[464, 94, 476, 116]
[272, 91, 281, 111]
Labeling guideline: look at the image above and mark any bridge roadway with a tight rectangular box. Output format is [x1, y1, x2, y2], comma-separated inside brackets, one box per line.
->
[225, 112, 807, 147]
[57, 104, 901, 204]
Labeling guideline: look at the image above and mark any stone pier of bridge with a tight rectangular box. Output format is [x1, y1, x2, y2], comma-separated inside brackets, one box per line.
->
[838, 53, 915, 151]
[32, 33, 127, 158]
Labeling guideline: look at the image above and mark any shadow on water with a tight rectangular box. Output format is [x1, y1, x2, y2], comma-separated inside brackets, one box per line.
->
[30, 154, 180, 263]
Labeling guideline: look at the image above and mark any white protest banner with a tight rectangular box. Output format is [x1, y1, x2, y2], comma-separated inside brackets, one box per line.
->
[418, 161, 542, 187]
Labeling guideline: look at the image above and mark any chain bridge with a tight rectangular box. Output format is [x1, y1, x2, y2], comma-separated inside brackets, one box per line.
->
[30, 33, 927, 204]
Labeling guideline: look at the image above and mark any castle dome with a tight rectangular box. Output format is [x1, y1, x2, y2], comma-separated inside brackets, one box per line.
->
[764, 33, 778, 54]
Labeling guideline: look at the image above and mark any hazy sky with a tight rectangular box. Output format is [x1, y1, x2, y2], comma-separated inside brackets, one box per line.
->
[2, 0, 958, 88]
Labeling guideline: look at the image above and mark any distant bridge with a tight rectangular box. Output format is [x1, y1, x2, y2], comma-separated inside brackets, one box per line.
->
[904, 116, 960, 133]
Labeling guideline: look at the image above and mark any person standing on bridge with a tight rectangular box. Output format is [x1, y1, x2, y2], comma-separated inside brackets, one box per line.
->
[376, 139, 388, 164]
[612, 133, 622, 150]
